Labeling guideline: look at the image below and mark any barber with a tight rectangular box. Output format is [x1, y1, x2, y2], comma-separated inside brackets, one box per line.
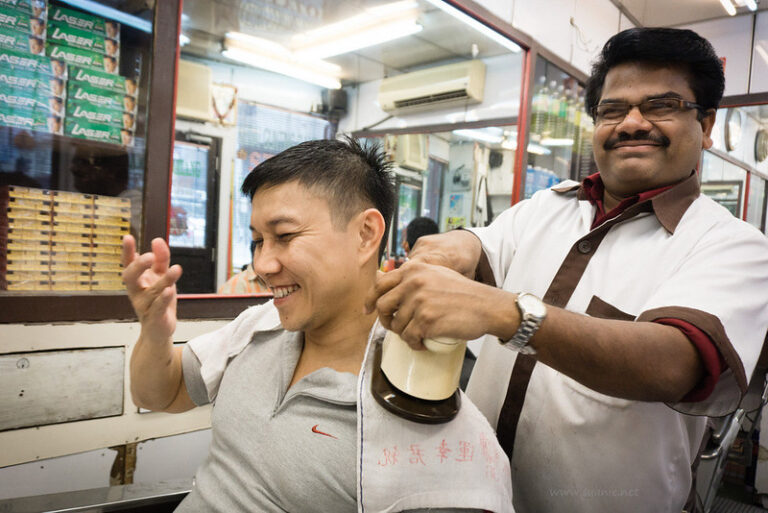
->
[366, 27, 768, 513]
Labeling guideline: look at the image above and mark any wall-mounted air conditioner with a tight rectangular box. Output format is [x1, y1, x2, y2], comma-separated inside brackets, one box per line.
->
[394, 134, 428, 172]
[378, 60, 486, 114]
[176, 59, 213, 121]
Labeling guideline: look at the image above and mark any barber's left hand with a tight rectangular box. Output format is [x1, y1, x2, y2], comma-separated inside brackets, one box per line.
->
[368, 260, 502, 349]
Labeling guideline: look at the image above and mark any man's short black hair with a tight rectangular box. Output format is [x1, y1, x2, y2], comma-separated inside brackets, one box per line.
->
[585, 28, 725, 120]
[241, 135, 395, 260]
[406, 216, 438, 249]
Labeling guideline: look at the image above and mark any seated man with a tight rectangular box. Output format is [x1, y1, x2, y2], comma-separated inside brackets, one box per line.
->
[122, 137, 512, 513]
[402, 216, 439, 256]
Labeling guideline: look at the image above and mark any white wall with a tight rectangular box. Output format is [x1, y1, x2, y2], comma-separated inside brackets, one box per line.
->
[680, 16, 754, 97]
[473, 0, 631, 75]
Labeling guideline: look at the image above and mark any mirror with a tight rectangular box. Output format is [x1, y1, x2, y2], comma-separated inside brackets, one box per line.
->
[174, 0, 528, 295]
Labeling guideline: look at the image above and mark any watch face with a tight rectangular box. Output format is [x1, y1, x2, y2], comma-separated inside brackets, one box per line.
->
[725, 108, 742, 152]
[518, 293, 547, 318]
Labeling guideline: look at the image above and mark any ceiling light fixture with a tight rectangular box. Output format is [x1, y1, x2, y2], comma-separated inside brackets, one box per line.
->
[292, 1, 422, 58]
[744, 0, 758, 11]
[223, 32, 342, 89]
[719, 0, 737, 15]
[422, 0, 522, 53]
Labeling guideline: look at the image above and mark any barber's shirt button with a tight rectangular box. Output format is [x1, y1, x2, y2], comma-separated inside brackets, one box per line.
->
[577, 240, 593, 254]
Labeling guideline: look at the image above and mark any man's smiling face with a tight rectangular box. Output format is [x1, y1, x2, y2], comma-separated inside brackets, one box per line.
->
[249, 181, 363, 334]
[592, 61, 715, 199]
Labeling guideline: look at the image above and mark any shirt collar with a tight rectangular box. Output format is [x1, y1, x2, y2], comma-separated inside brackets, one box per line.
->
[561, 171, 700, 234]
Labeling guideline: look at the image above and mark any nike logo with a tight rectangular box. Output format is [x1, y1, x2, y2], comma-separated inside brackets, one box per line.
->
[311, 424, 337, 439]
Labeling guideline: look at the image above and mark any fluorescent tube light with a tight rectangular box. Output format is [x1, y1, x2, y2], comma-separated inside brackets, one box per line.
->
[422, 0, 521, 53]
[527, 144, 552, 156]
[744, 0, 758, 10]
[540, 137, 575, 147]
[222, 49, 341, 89]
[295, 20, 423, 58]
[719, 0, 737, 15]
[58, 0, 152, 32]
[453, 128, 503, 144]
[292, 0, 421, 58]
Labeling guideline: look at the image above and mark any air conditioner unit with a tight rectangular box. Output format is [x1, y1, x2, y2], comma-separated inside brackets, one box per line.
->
[176, 59, 213, 121]
[378, 60, 486, 114]
[395, 134, 428, 172]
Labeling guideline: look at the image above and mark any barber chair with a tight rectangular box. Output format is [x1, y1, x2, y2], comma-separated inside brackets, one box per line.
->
[696, 373, 768, 512]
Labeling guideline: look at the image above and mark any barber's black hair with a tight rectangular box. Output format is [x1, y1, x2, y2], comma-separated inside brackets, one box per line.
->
[241, 135, 395, 260]
[585, 27, 725, 120]
[406, 216, 439, 249]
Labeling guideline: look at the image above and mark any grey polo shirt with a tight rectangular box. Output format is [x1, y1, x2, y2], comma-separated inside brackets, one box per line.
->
[178, 330, 359, 512]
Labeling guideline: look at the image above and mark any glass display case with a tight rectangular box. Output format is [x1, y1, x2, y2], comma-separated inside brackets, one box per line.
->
[0, 0, 181, 321]
[524, 55, 594, 199]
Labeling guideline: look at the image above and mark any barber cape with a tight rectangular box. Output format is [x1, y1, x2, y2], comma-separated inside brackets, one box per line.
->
[357, 322, 513, 513]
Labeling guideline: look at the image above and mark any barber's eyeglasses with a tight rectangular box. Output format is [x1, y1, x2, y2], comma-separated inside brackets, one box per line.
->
[591, 98, 703, 124]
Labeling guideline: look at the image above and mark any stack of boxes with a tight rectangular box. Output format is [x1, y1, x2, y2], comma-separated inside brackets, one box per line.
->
[47, 3, 137, 146]
[0, 0, 65, 134]
[0, 0, 137, 145]
[0, 185, 129, 291]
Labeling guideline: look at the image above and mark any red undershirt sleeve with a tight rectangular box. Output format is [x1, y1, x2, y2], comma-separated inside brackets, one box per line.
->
[654, 318, 726, 402]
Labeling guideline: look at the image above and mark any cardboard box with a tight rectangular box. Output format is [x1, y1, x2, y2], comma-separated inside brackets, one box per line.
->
[46, 42, 113, 74]
[4, 185, 50, 200]
[0, 84, 64, 115]
[0, 64, 64, 97]
[0, 45, 64, 76]
[67, 81, 128, 110]
[0, 104, 61, 133]
[93, 195, 129, 208]
[0, 6, 46, 37]
[47, 21, 116, 57]
[49, 5, 117, 39]
[67, 100, 129, 129]
[6, 279, 50, 290]
[0, 23, 44, 54]
[0, 0, 47, 19]
[51, 189, 93, 206]
[69, 66, 135, 96]
[64, 117, 125, 145]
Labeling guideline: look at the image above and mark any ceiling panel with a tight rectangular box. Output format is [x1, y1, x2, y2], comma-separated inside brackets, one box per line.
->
[620, 0, 768, 27]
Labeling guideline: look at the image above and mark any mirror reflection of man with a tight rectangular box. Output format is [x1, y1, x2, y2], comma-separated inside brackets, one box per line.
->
[367, 27, 768, 513]
[122, 137, 513, 512]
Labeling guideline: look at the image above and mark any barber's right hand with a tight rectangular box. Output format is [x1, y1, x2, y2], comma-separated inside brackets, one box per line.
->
[406, 230, 482, 279]
[122, 235, 182, 340]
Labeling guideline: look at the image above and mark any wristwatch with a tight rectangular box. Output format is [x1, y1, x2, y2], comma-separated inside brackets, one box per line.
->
[499, 293, 547, 355]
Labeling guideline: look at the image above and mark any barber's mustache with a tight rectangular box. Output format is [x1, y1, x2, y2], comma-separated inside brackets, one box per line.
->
[603, 132, 670, 150]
